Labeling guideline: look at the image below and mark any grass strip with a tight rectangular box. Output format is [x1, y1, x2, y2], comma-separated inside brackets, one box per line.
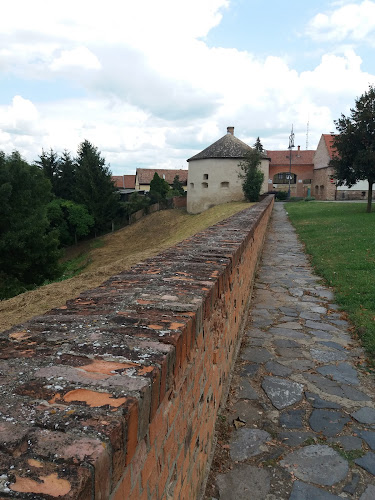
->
[286, 202, 375, 360]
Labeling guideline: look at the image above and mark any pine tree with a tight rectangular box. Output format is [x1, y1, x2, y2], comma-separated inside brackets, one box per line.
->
[0, 151, 61, 298]
[149, 172, 170, 202]
[74, 140, 119, 234]
[56, 150, 76, 200]
[172, 175, 185, 196]
[35, 148, 60, 194]
[253, 137, 265, 153]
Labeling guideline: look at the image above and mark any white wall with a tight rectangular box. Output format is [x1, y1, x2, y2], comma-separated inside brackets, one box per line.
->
[187, 158, 269, 214]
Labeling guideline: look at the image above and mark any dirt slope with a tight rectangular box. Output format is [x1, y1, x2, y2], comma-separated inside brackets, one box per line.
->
[0, 202, 250, 331]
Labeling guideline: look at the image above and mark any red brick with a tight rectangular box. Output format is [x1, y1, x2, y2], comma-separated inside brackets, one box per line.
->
[126, 401, 139, 466]
[158, 463, 170, 498]
[141, 444, 156, 488]
[149, 405, 168, 450]
[147, 456, 162, 496]
[112, 469, 131, 500]
[149, 367, 161, 420]
[163, 428, 179, 467]
[130, 438, 147, 487]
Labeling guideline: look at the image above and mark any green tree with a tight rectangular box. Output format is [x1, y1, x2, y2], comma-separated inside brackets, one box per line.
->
[47, 199, 94, 246]
[56, 150, 76, 200]
[74, 140, 120, 234]
[149, 172, 170, 202]
[35, 148, 60, 194]
[253, 137, 265, 153]
[171, 174, 185, 196]
[0, 151, 61, 298]
[238, 149, 265, 202]
[330, 85, 375, 213]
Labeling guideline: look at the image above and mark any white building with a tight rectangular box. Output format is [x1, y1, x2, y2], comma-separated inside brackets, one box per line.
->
[187, 127, 269, 214]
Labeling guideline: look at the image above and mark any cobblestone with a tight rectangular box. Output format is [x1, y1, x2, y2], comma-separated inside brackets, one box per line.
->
[206, 204, 375, 499]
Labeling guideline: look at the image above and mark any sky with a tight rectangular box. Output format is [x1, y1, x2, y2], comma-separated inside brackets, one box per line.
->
[1, 0, 375, 175]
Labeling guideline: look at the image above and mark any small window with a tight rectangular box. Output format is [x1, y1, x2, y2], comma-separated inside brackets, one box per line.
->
[203, 174, 208, 180]
[190, 183, 194, 189]
[221, 182, 229, 188]
[202, 182, 208, 188]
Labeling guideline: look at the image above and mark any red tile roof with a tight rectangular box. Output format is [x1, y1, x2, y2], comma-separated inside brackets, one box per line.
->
[136, 168, 188, 185]
[112, 175, 136, 189]
[266, 149, 315, 166]
[323, 134, 336, 158]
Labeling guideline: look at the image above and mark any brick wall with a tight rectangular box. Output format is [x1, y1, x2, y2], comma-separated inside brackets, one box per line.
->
[269, 164, 313, 197]
[312, 166, 336, 200]
[0, 196, 274, 499]
[172, 196, 187, 209]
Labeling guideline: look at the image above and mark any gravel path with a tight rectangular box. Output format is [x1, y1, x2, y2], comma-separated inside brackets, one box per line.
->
[205, 203, 375, 500]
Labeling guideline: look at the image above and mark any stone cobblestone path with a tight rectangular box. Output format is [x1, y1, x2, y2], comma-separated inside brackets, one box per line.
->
[204, 203, 375, 500]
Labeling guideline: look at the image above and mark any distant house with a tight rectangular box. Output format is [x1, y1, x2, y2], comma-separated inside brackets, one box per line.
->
[312, 134, 374, 201]
[267, 147, 315, 197]
[111, 174, 136, 201]
[135, 169, 188, 192]
[187, 126, 270, 214]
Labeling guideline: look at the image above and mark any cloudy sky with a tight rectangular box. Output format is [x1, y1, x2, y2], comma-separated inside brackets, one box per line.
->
[1, 0, 375, 175]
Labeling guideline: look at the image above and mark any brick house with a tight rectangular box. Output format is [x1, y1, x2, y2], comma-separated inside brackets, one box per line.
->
[312, 134, 337, 200]
[313, 134, 375, 201]
[267, 147, 314, 197]
[111, 174, 136, 201]
[135, 168, 188, 192]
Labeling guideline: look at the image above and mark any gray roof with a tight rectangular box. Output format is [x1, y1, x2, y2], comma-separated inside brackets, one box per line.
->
[187, 132, 252, 162]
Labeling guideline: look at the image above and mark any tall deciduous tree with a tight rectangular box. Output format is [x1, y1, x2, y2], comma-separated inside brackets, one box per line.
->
[330, 85, 375, 213]
[238, 149, 264, 202]
[0, 151, 61, 298]
[47, 199, 94, 246]
[74, 140, 119, 234]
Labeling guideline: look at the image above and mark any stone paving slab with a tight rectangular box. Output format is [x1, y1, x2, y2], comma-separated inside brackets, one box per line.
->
[204, 204, 375, 500]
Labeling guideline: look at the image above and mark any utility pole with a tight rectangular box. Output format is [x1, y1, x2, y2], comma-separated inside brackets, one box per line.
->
[287, 125, 295, 199]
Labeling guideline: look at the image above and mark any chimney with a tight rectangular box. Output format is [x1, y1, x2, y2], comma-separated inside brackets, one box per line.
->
[227, 126, 234, 135]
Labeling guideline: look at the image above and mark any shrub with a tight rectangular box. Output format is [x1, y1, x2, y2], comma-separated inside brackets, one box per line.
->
[275, 191, 288, 201]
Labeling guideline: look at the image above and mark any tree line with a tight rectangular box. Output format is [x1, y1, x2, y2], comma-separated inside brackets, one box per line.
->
[0, 140, 185, 299]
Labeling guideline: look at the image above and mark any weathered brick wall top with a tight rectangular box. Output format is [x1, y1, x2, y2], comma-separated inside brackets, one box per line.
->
[0, 197, 273, 499]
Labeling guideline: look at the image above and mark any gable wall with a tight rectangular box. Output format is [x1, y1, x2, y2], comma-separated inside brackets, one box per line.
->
[313, 135, 331, 170]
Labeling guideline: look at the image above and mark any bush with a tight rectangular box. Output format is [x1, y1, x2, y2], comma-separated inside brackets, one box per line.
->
[304, 196, 316, 202]
[238, 150, 264, 202]
[275, 191, 288, 201]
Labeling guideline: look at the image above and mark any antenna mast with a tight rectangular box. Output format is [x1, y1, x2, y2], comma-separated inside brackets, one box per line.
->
[306, 120, 310, 150]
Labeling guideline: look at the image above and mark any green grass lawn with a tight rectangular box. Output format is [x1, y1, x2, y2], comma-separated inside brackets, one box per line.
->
[286, 202, 375, 360]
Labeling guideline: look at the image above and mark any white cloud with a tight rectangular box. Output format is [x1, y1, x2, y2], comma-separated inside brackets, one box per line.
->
[50, 46, 101, 71]
[0, 96, 41, 135]
[0, 0, 375, 173]
[307, 0, 375, 42]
